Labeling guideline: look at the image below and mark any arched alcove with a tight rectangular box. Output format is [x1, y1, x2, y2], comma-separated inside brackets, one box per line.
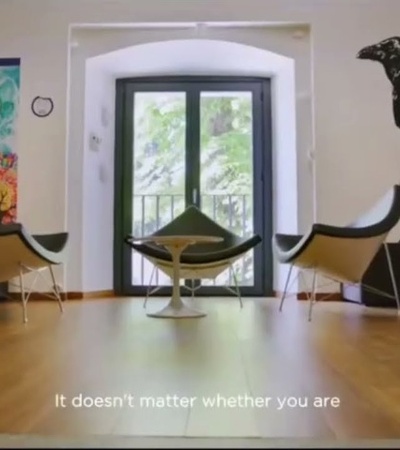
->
[67, 29, 311, 295]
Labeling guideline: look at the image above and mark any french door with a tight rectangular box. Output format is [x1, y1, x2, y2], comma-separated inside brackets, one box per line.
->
[114, 76, 273, 297]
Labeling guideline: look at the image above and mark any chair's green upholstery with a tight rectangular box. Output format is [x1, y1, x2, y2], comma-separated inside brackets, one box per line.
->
[125, 205, 262, 264]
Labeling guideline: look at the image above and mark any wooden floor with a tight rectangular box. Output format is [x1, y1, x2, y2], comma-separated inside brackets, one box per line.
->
[0, 296, 399, 439]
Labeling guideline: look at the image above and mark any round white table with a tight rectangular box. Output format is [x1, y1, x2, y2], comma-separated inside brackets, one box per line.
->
[132, 235, 223, 318]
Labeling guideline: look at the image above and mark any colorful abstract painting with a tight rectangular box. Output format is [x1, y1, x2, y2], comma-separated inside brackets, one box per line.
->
[0, 59, 20, 224]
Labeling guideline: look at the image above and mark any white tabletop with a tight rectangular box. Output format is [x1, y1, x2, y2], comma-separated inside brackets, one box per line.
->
[131, 235, 223, 246]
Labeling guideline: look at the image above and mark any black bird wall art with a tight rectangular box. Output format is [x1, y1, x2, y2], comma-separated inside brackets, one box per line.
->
[357, 36, 400, 128]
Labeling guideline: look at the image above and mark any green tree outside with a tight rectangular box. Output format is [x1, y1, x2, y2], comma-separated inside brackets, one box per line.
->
[132, 92, 254, 286]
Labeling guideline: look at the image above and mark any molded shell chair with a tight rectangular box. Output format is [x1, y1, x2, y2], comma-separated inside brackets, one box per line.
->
[0, 223, 69, 323]
[125, 205, 262, 306]
[273, 185, 400, 320]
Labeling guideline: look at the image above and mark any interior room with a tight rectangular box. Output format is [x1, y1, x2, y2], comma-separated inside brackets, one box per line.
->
[0, 0, 400, 448]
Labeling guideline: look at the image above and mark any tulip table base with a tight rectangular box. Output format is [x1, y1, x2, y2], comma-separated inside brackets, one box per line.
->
[146, 301, 207, 319]
[146, 239, 207, 318]
[130, 235, 223, 319]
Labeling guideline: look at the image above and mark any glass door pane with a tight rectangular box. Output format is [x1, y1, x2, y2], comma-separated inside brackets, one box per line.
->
[132, 92, 186, 287]
[199, 91, 254, 287]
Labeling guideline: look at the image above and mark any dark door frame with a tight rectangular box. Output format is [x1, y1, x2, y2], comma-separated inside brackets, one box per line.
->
[113, 76, 273, 297]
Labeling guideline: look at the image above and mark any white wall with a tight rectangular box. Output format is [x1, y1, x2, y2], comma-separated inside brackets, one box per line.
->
[79, 34, 303, 293]
[82, 59, 115, 291]
[1, 0, 400, 293]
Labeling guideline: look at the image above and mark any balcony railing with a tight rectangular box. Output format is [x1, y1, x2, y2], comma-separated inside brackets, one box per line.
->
[131, 193, 253, 287]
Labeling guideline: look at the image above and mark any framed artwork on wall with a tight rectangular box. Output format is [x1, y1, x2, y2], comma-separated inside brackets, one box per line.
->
[0, 58, 20, 225]
[0, 58, 20, 300]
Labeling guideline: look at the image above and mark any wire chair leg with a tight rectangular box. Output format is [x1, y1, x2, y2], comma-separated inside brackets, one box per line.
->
[18, 265, 28, 324]
[384, 243, 400, 316]
[191, 279, 195, 301]
[144, 265, 156, 308]
[231, 265, 243, 309]
[308, 270, 317, 322]
[49, 265, 64, 313]
[279, 264, 294, 312]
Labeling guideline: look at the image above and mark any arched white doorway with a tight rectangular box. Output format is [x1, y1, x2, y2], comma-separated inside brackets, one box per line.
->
[67, 28, 309, 295]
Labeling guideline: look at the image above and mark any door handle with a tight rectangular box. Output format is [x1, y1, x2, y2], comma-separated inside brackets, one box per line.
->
[192, 188, 198, 204]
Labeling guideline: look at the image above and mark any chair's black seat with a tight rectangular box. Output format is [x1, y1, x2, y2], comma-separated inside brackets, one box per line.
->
[273, 234, 303, 254]
[0, 223, 68, 264]
[125, 205, 262, 264]
[272, 185, 400, 267]
[128, 235, 262, 264]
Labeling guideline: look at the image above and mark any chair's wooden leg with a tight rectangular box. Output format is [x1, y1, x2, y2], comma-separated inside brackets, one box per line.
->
[384, 243, 400, 316]
[279, 264, 294, 312]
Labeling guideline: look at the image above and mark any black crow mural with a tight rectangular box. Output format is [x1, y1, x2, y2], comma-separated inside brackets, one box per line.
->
[357, 37, 400, 128]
